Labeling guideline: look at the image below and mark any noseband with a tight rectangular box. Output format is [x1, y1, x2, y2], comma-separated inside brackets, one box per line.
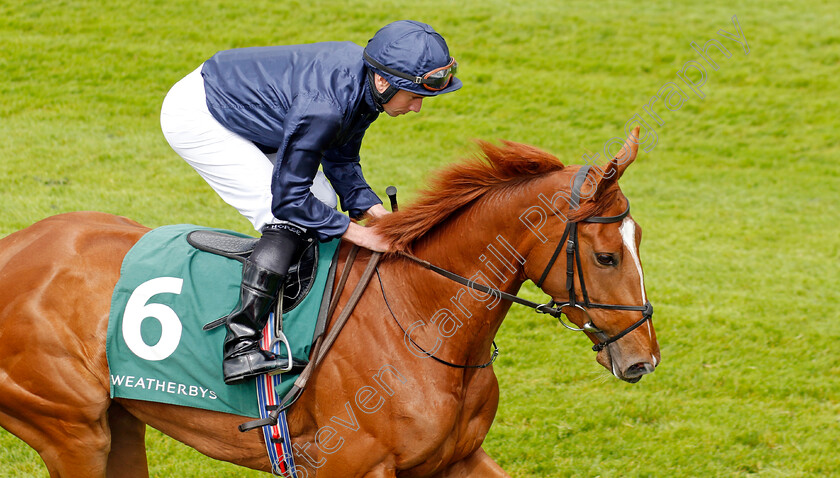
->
[399, 165, 653, 354]
[533, 166, 653, 352]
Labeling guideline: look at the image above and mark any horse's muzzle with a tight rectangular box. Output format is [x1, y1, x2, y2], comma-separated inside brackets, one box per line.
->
[621, 361, 656, 383]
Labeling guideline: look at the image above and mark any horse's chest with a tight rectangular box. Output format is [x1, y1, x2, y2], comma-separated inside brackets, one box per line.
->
[388, 379, 499, 475]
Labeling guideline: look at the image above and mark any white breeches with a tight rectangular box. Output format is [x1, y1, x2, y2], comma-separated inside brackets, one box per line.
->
[159, 66, 337, 232]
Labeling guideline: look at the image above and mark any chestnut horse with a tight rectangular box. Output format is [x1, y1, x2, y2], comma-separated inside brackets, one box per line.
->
[0, 131, 658, 477]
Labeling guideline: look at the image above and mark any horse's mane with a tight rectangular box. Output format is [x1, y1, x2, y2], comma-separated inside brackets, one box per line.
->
[372, 140, 622, 253]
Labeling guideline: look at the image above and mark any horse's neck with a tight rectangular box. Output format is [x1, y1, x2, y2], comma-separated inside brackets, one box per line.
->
[386, 201, 531, 366]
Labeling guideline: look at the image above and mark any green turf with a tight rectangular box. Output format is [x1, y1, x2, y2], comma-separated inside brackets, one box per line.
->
[1, 0, 838, 476]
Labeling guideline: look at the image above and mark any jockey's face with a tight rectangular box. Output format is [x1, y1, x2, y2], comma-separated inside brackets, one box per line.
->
[373, 73, 426, 117]
[382, 89, 424, 117]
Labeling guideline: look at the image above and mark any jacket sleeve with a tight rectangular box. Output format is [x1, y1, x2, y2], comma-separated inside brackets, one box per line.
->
[271, 94, 351, 241]
[322, 129, 383, 220]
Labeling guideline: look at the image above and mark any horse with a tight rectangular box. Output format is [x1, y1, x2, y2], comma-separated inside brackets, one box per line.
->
[0, 129, 659, 477]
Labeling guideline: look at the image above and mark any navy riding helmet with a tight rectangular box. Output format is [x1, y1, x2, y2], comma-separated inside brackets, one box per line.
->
[364, 20, 462, 106]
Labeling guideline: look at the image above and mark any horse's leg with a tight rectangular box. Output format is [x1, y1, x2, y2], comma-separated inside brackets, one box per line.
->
[0, 213, 151, 477]
[0, 324, 113, 478]
[8, 409, 112, 478]
[435, 447, 511, 478]
[0, 381, 113, 477]
[106, 402, 148, 478]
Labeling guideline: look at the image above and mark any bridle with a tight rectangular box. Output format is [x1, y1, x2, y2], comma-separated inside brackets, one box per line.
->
[396, 165, 653, 357]
[532, 166, 653, 352]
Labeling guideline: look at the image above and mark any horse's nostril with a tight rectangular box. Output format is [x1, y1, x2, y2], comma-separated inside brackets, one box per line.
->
[626, 362, 655, 378]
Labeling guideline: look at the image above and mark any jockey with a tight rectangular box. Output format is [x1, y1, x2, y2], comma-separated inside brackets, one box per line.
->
[160, 20, 461, 385]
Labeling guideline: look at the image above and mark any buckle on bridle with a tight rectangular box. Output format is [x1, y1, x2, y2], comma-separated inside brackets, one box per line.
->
[535, 301, 561, 317]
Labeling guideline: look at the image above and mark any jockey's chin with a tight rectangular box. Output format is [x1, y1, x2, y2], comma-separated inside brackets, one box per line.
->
[382, 89, 424, 117]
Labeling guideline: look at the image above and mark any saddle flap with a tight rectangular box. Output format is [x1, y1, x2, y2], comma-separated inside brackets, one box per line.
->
[187, 229, 319, 319]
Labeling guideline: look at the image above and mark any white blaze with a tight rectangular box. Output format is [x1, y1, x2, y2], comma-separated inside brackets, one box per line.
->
[618, 217, 646, 303]
[618, 217, 653, 348]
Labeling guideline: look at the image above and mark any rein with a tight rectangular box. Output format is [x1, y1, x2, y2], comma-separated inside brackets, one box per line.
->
[395, 166, 653, 354]
[240, 166, 653, 429]
[376, 267, 499, 369]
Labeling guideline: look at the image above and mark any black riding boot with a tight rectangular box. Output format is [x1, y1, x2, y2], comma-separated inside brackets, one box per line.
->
[222, 224, 308, 385]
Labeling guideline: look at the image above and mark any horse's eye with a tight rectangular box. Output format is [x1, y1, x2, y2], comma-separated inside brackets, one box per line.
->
[596, 253, 617, 266]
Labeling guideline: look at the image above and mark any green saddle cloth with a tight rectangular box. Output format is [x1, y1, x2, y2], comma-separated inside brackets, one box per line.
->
[106, 224, 338, 417]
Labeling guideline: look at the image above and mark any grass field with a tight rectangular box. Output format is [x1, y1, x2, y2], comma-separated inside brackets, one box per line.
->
[1, 0, 838, 476]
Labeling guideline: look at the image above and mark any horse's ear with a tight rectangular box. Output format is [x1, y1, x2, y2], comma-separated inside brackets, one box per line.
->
[601, 126, 640, 182]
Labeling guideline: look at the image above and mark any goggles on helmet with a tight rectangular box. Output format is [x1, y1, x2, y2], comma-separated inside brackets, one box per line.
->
[364, 52, 458, 92]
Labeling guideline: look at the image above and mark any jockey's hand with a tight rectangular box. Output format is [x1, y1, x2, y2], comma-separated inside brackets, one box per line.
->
[342, 222, 392, 252]
[364, 203, 390, 219]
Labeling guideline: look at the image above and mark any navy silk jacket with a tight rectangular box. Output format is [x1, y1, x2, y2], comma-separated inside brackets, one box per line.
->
[201, 41, 382, 241]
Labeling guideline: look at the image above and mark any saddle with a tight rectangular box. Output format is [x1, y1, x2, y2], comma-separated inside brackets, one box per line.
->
[186, 230, 319, 329]
[107, 224, 341, 420]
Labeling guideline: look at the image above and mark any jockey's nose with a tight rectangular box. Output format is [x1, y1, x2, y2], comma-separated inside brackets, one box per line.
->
[410, 98, 423, 113]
